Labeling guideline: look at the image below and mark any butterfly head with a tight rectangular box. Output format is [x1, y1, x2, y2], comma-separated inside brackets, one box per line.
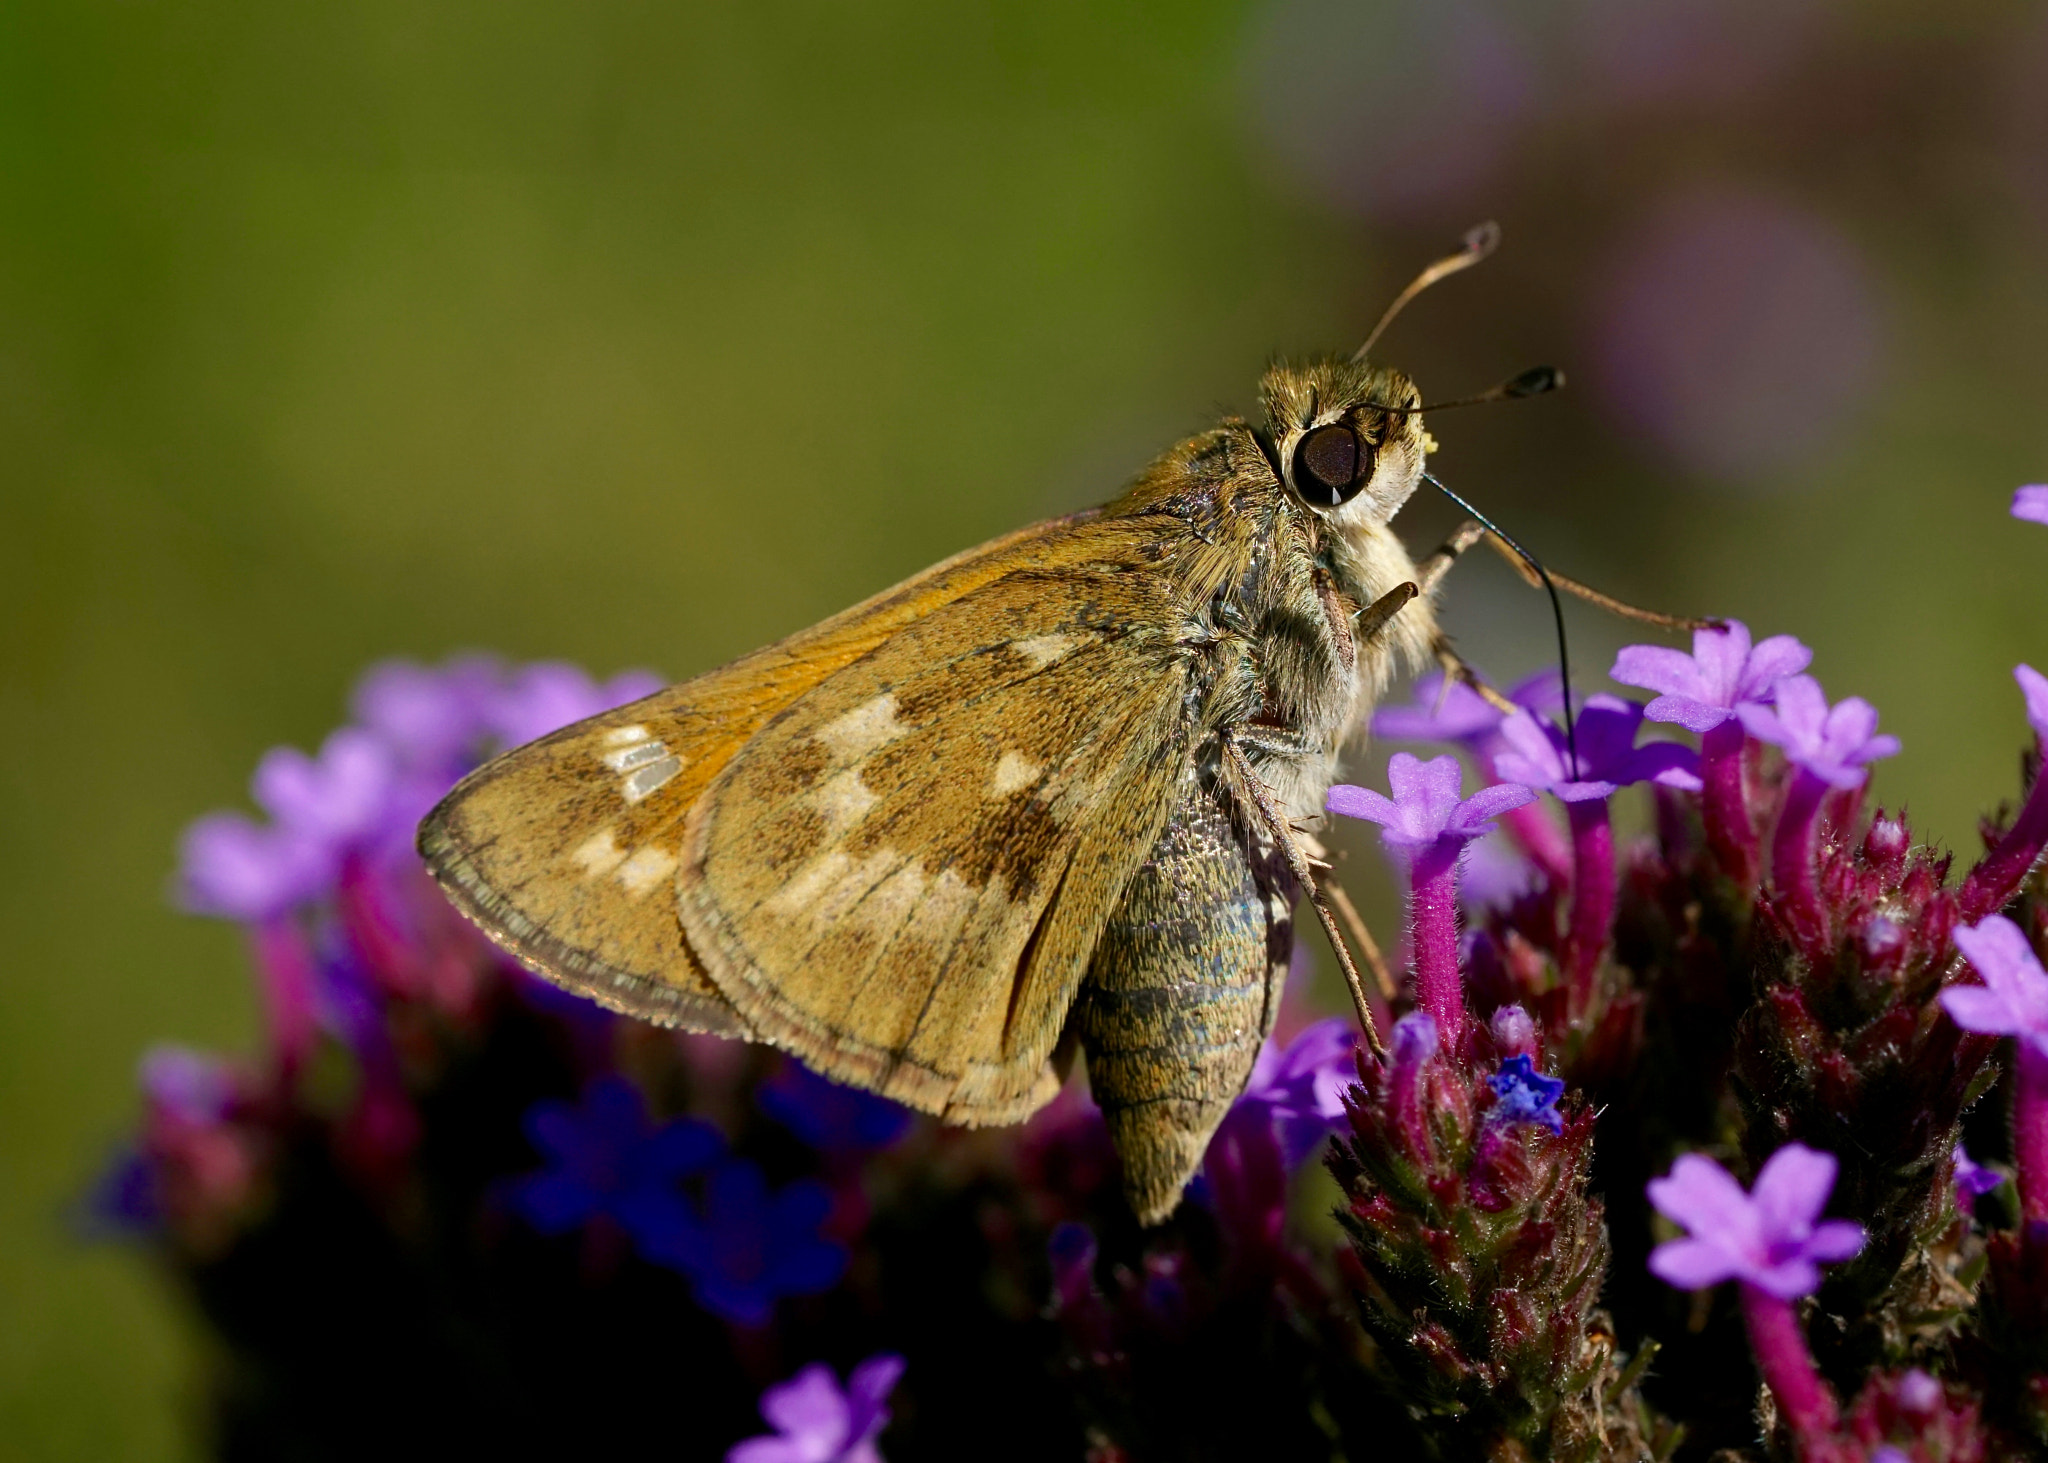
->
[1258, 358, 1431, 529]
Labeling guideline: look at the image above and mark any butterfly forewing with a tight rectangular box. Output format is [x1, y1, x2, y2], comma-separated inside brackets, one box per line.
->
[677, 526, 1196, 1124]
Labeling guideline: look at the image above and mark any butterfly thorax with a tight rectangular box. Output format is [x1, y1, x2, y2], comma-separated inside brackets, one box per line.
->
[1101, 356, 1438, 828]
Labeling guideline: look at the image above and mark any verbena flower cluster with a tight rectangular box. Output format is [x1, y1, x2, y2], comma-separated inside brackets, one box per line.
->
[89, 487, 2048, 1461]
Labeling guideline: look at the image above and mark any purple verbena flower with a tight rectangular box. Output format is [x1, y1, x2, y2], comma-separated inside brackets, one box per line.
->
[507, 1076, 724, 1238]
[350, 656, 502, 772]
[1943, 916, 2048, 1057]
[253, 727, 400, 849]
[175, 812, 333, 922]
[1953, 1143, 2006, 1209]
[1610, 620, 1812, 734]
[1646, 1144, 1865, 1300]
[1231, 1017, 1358, 1166]
[727, 1354, 905, 1463]
[2014, 484, 2048, 525]
[139, 1045, 237, 1125]
[1370, 668, 1563, 751]
[645, 1158, 848, 1325]
[1327, 751, 1534, 846]
[488, 663, 663, 751]
[1487, 1054, 1564, 1134]
[1735, 675, 1900, 791]
[1493, 695, 1702, 801]
[2019, 663, 2048, 740]
[758, 1060, 914, 1154]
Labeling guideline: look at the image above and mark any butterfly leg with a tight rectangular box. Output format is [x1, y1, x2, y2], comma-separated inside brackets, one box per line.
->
[1220, 734, 1385, 1059]
[1072, 770, 1292, 1225]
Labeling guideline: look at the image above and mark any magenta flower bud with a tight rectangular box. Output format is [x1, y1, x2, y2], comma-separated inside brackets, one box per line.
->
[1384, 1011, 1440, 1161]
[1490, 1004, 1538, 1059]
[1960, 664, 2048, 920]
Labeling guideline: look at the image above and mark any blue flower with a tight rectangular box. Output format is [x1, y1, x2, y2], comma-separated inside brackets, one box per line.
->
[642, 1158, 847, 1325]
[758, 1060, 913, 1154]
[507, 1077, 724, 1240]
[1487, 1054, 1565, 1134]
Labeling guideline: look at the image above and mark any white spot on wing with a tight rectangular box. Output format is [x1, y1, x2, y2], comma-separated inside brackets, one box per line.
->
[990, 750, 1042, 798]
[818, 693, 906, 761]
[615, 844, 678, 897]
[604, 738, 671, 772]
[571, 828, 628, 877]
[603, 724, 652, 747]
[1011, 633, 1076, 669]
[811, 768, 879, 830]
[622, 755, 682, 803]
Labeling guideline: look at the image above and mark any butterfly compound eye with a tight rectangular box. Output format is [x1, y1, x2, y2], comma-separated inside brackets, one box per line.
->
[1291, 424, 1372, 508]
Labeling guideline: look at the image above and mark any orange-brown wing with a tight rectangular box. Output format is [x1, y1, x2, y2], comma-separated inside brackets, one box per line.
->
[676, 526, 1196, 1126]
[417, 510, 1103, 1031]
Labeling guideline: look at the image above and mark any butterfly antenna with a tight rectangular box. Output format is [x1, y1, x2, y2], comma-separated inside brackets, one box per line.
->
[1423, 471, 1579, 779]
[1354, 221, 1502, 362]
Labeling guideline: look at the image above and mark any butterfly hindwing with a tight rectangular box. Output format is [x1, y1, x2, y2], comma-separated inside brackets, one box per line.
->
[676, 527, 1197, 1125]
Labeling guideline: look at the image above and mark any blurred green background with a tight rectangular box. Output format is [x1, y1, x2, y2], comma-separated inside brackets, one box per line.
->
[4, 1, 2046, 1455]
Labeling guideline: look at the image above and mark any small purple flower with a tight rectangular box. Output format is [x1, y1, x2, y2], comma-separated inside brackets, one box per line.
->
[1647, 1144, 1865, 1300]
[1943, 915, 2048, 1058]
[646, 1159, 848, 1326]
[1370, 669, 1564, 751]
[252, 728, 400, 849]
[488, 663, 663, 751]
[1327, 752, 1534, 846]
[758, 1061, 914, 1154]
[2018, 664, 2048, 740]
[139, 1046, 236, 1124]
[2015, 484, 2048, 525]
[1231, 1018, 1358, 1166]
[507, 1076, 724, 1239]
[1487, 1054, 1564, 1135]
[350, 656, 502, 771]
[1736, 675, 1899, 790]
[727, 1354, 905, 1463]
[176, 812, 334, 922]
[1493, 696, 1702, 801]
[1489, 1004, 1537, 1059]
[1954, 1143, 2006, 1209]
[1610, 620, 1812, 734]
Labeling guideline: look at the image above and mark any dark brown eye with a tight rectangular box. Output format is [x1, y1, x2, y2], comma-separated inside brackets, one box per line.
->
[1291, 424, 1372, 508]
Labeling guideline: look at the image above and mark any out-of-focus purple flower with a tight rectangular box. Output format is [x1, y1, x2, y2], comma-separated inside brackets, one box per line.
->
[488, 663, 662, 751]
[1232, 1018, 1358, 1166]
[1943, 915, 2048, 1058]
[727, 1354, 905, 1463]
[176, 813, 332, 922]
[1953, 1143, 2006, 1209]
[758, 1060, 913, 1155]
[1241, 0, 1537, 222]
[2014, 485, 2048, 525]
[1591, 186, 1884, 484]
[1486, 1054, 1564, 1134]
[1611, 621, 1812, 734]
[1568, 0, 1827, 111]
[2017, 664, 2048, 739]
[507, 1076, 724, 1237]
[1647, 1144, 1865, 1300]
[1493, 696, 1702, 801]
[1327, 752, 1534, 847]
[1370, 669, 1564, 752]
[78, 1147, 161, 1236]
[350, 656, 502, 771]
[253, 728, 399, 848]
[1736, 675, 1900, 790]
[139, 1046, 236, 1124]
[645, 1159, 848, 1326]
[1459, 830, 1540, 912]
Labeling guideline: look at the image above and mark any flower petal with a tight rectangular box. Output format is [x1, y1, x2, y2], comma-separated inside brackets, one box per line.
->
[2018, 664, 2048, 741]
[1610, 644, 1704, 699]
[1647, 1236, 1743, 1291]
[1647, 1153, 1755, 1235]
[2013, 484, 2048, 525]
[1751, 1143, 1838, 1236]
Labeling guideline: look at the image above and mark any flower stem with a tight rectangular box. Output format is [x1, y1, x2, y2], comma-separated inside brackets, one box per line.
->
[2018, 1041, 2048, 1223]
[1771, 770, 1830, 943]
[1564, 798, 1614, 1010]
[1699, 719, 1756, 881]
[1738, 1283, 1838, 1444]
[1409, 840, 1465, 1037]
[1960, 769, 2048, 922]
[251, 917, 319, 1074]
